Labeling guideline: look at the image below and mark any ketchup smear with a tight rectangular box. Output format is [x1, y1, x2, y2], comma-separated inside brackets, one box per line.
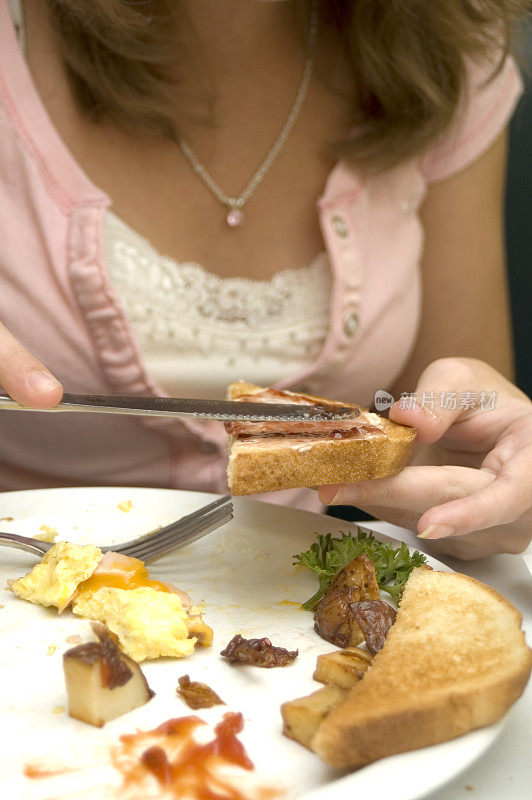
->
[113, 712, 273, 800]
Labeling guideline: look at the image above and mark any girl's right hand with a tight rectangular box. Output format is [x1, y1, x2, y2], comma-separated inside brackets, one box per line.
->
[0, 322, 63, 408]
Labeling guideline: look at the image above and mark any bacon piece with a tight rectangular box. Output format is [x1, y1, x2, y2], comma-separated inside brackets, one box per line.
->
[226, 386, 381, 438]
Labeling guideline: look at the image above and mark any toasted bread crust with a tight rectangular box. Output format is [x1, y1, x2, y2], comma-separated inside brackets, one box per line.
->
[310, 568, 532, 768]
[226, 383, 416, 495]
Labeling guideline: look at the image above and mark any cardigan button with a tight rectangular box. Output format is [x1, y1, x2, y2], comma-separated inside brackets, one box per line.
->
[331, 215, 348, 237]
[343, 311, 359, 337]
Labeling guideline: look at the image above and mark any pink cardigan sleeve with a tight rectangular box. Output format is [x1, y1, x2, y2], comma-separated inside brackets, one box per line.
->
[421, 54, 524, 183]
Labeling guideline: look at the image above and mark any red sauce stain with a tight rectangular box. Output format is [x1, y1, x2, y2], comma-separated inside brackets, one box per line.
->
[113, 712, 277, 800]
[141, 746, 173, 786]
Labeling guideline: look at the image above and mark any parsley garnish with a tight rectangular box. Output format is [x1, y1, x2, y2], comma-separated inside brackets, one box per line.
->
[293, 529, 427, 610]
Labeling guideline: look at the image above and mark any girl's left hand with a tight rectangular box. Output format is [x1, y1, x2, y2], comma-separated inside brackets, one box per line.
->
[318, 358, 532, 560]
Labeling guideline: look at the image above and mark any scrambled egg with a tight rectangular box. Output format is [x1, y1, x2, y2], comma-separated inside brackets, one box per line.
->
[72, 587, 196, 662]
[11, 541, 103, 612]
[11, 542, 211, 661]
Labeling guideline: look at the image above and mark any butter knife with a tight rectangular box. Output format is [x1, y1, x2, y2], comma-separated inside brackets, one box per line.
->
[0, 392, 359, 423]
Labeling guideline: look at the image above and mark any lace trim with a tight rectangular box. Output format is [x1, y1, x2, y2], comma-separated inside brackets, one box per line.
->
[105, 212, 331, 354]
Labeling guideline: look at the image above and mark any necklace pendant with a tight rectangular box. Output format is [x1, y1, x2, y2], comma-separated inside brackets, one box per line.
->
[226, 208, 244, 228]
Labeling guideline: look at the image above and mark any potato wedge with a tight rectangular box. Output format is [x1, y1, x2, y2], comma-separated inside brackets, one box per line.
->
[63, 625, 153, 726]
[313, 647, 373, 689]
[281, 685, 347, 749]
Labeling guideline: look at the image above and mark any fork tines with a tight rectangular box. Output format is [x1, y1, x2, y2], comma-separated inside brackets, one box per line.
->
[107, 495, 233, 562]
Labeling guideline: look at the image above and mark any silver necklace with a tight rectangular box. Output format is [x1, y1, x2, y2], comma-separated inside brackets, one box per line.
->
[177, 0, 319, 228]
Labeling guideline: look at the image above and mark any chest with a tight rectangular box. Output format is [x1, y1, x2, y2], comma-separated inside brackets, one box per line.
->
[23, 4, 354, 280]
[72, 112, 341, 280]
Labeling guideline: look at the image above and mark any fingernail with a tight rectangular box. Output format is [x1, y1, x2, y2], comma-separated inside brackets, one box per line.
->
[28, 370, 61, 395]
[418, 523, 455, 540]
[319, 485, 340, 505]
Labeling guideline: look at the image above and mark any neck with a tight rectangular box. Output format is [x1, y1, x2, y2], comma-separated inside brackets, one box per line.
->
[171, 1, 311, 124]
[178, 0, 306, 70]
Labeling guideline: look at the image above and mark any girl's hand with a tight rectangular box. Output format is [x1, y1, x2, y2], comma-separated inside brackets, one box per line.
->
[0, 321, 63, 408]
[318, 358, 532, 560]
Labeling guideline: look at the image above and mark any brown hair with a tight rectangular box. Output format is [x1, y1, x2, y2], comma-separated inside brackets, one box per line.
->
[46, 0, 530, 172]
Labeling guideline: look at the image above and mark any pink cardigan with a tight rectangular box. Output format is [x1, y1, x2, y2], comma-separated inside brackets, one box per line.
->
[0, 0, 524, 508]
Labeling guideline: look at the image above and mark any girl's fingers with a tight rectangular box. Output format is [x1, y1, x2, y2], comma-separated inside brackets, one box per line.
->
[420, 521, 532, 559]
[418, 446, 532, 538]
[388, 357, 526, 445]
[318, 464, 495, 513]
[0, 322, 63, 407]
[318, 448, 532, 547]
[318, 360, 532, 556]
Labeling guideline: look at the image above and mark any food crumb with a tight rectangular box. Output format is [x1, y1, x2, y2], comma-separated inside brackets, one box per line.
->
[0, 604, 4, 609]
[465, 786, 474, 792]
[0, 516, 13, 522]
[118, 500, 133, 512]
[65, 634, 83, 644]
[6, 578, 14, 588]
[35, 525, 58, 542]
[52, 706, 65, 715]
[177, 674, 225, 709]
[46, 644, 57, 656]
[24, 762, 70, 779]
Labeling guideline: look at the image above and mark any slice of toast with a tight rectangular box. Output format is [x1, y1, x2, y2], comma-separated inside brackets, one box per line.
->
[309, 567, 532, 768]
[226, 382, 416, 495]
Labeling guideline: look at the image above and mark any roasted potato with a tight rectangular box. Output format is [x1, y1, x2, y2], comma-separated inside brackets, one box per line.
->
[313, 647, 373, 689]
[281, 685, 347, 749]
[313, 554, 380, 647]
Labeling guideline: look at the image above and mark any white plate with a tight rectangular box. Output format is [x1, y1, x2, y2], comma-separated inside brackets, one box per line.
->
[0, 487, 506, 800]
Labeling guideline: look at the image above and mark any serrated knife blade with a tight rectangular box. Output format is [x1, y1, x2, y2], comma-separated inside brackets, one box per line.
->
[0, 392, 360, 423]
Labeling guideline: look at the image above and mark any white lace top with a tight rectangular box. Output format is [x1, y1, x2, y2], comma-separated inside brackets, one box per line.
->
[105, 212, 331, 398]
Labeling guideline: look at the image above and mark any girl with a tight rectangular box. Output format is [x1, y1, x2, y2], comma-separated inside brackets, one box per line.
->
[0, 0, 531, 558]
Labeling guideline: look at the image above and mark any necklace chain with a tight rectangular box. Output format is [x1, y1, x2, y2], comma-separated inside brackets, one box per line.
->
[177, 0, 319, 225]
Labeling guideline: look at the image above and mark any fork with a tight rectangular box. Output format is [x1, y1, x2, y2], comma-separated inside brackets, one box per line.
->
[0, 494, 233, 562]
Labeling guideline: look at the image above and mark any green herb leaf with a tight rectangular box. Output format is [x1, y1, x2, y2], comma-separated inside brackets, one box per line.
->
[293, 529, 427, 610]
